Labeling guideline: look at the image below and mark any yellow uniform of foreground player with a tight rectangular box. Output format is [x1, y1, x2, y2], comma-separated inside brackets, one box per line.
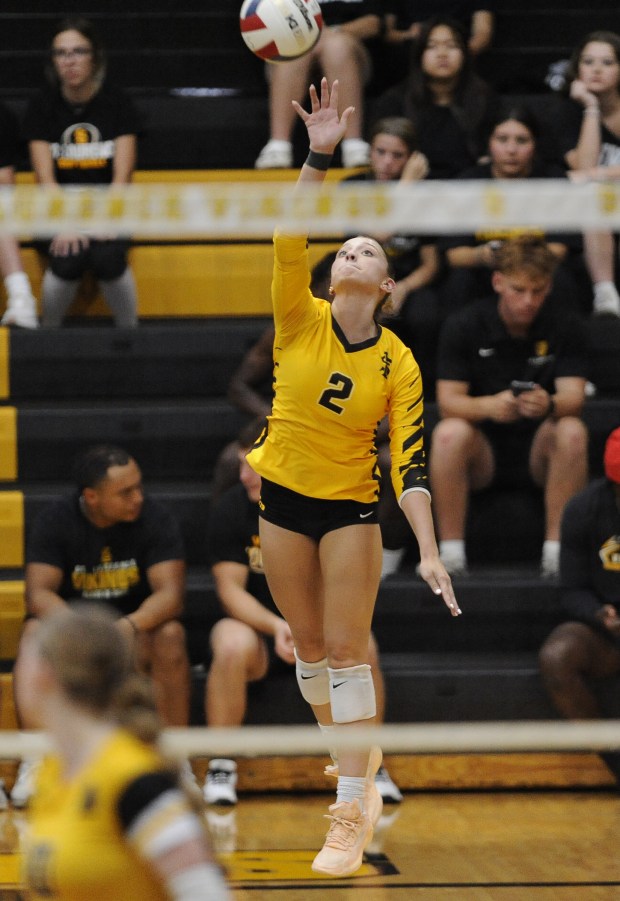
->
[26, 731, 172, 901]
[17, 604, 229, 900]
[246, 78, 460, 880]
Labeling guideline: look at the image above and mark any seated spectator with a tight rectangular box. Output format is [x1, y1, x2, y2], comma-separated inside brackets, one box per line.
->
[203, 420, 403, 807]
[538, 427, 620, 783]
[428, 236, 589, 578]
[22, 16, 140, 327]
[12, 444, 191, 807]
[344, 116, 441, 391]
[254, 1, 381, 169]
[382, 2, 495, 87]
[371, 15, 500, 179]
[0, 102, 38, 329]
[554, 30, 620, 317]
[439, 104, 588, 318]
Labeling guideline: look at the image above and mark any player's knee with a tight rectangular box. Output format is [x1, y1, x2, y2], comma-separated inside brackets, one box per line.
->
[328, 663, 376, 723]
[295, 653, 330, 706]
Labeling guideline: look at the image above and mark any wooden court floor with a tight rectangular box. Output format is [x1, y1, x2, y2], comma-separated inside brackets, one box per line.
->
[2, 789, 620, 899]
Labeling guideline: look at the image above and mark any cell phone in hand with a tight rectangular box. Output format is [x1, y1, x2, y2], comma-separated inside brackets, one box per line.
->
[510, 380, 537, 396]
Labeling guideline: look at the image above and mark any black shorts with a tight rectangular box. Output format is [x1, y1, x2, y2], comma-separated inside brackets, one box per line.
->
[480, 424, 538, 490]
[258, 478, 378, 540]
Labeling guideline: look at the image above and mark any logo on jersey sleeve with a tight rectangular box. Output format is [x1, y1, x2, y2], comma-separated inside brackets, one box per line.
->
[52, 122, 115, 170]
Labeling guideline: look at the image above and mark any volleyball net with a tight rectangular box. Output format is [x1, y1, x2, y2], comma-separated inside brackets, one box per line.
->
[1, 721, 620, 760]
[1, 177, 620, 238]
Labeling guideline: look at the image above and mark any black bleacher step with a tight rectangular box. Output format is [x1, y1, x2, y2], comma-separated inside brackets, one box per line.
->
[181, 565, 563, 665]
[15, 398, 246, 481]
[187, 651, 560, 726]
[9, 319, 270, 400]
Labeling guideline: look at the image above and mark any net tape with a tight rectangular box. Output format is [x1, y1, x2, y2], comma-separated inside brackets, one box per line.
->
[2, 721, 620, 759]
[1, 178, 620, 238]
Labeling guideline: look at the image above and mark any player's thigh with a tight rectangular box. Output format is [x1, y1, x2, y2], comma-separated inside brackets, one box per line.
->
[319, 523, 382, 661]
[542, 621, 620, 680]
[259, 518, 323, 645]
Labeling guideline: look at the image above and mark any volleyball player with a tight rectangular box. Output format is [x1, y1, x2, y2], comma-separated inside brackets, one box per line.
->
[246, 78, 460, 878]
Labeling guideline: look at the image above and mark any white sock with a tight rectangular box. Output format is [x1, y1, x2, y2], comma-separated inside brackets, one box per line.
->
[541, 539, 560, 575]
[263, 139, 291, 150]
[381, 547, 405, 579]
[4, 271, 33, 300]
[593, 281, 620, 314]
[336, 775, 366, 809]
[439, 539, 466, 564]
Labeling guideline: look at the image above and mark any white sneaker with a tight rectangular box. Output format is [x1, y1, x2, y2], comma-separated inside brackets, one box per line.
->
[203, 758, 238, 805]
[255, 140, 293, 169]
[593, 283, 620, 317]
[10, 759, 39, 808]
[374, 765, 403, 804]
[1, 294, 39, 329]
[341, 139, 371, 168]
[0, 778, 8, 811]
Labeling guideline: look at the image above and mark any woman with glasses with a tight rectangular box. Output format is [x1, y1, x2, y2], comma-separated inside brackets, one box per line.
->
[22, 16, 140, 327]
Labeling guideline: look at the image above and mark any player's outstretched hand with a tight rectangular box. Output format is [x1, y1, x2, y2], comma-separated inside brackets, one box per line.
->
[418, 557, 462, 617]
[292, 77, 354, 155]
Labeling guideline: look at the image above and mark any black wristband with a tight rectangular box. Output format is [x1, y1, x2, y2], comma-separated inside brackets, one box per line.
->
[546, 396, 556, 419]
[305, 150, 333, 171]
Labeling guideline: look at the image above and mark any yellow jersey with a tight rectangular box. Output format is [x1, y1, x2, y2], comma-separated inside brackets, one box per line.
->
[24, 730, 171, 901]
[247, 232, 429, 503]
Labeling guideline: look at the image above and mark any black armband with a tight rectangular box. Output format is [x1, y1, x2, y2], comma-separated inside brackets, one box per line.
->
[305, 150, 333, 171]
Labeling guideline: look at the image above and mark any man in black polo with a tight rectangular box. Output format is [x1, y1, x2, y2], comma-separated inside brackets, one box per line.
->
[428, 235, 589, 577]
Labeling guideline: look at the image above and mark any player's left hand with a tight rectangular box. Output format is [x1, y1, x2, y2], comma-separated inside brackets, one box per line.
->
[418, 557, 462, 617]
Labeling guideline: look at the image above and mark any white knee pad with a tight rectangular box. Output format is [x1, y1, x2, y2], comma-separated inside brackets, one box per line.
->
[295, 653, 330, 706]
[328, 664, 376, 723]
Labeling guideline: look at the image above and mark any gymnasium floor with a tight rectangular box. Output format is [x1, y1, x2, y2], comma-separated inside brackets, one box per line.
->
[3, 790, 620, 899]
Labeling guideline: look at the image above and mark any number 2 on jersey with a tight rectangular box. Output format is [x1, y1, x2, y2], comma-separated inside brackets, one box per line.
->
[318, 372, 353, 414]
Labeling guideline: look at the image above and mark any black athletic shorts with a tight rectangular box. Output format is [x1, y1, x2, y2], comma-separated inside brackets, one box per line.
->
[258, 477, 378, 540]
[480, 424, 538, 490]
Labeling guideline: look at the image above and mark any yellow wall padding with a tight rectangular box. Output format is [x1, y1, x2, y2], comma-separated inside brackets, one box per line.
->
[0, 408, 17, 480]
[15, 243, 341, 319]
[0, 328, 8, 399]
[0, 581, 25, 665]
[0, 492, 23, 567]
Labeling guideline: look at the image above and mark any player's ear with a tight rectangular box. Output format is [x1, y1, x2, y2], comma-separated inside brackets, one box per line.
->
[381, 277, 395, 293]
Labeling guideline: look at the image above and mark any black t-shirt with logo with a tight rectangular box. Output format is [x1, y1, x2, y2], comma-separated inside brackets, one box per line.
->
[207, 482, 276, 614]
[437, 296, 588, 432]
[22, 82, 141, 185]
[26, 494, 184, 616]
